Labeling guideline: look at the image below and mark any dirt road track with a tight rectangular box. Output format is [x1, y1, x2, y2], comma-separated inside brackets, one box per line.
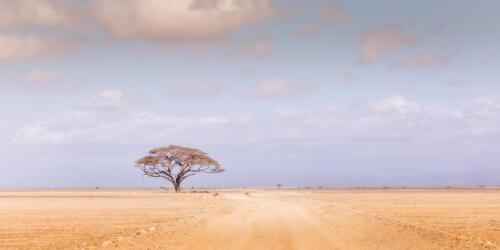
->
[185, 193, 337, 250]
[181, 191, 499, 250]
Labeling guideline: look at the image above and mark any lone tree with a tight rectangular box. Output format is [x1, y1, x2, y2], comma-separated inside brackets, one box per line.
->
[135, 145, 224, 192]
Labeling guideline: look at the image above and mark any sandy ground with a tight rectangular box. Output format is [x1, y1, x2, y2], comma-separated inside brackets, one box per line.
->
[0, 189, 499, 250]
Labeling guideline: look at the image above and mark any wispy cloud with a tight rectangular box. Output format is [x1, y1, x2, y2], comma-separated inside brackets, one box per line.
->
[368, 95, 421, 114]
[295, 21, 316, 38]
[90, 0, 275, 43]
[250, 77, 313, 98]
[10, 95, 500, 150]
[227, 35, 273, 59]
[80, 89, 125, 111]
[254, 77, 289, 97]
[320, 2, 347, 25]
[360, 27, 418, 64]
[0, 0, 79, 30]
[394, 53, 450, 69]
[0, 34, 74, 61]
[21, 68, 62, 86]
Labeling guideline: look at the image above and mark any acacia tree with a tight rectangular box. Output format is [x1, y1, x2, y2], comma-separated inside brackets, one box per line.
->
[135, 145, 224, 192]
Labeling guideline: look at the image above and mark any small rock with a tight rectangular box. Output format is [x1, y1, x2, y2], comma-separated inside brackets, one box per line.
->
[149, 226, 156, 231]
[136, 229, 147, 235]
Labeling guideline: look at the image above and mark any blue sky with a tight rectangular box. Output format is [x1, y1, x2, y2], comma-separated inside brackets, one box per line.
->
[0, 0, 499, 188]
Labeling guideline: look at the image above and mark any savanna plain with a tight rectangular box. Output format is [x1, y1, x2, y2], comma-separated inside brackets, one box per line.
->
[0, 188, 499, 250]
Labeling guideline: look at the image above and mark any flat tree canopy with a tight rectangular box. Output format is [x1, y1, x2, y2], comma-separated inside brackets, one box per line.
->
[135, 145, 224, 192]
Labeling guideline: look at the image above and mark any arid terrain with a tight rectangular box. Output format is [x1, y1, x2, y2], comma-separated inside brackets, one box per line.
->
[0, 188, 499, 250]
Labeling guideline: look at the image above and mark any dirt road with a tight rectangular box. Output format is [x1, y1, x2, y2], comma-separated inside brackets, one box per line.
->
[0, 189, 499, 249]
[186, 193, 336, 250]
[183, 191, 500, 250]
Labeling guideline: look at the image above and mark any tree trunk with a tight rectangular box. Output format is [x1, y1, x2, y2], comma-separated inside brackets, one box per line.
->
[173, 181, 181, 193]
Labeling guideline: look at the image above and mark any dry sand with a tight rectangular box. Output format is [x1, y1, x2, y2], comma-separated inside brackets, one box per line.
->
[0, 188, 499, 249]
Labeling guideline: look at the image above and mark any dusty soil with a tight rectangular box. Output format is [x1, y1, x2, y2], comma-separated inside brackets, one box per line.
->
[0, 189, 499, 249]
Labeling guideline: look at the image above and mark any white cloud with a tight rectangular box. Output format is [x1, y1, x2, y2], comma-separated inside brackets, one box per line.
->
[0, 0, 78, 30]
[471, 98, 500, 118]
[13, 110, 232, 145]
[368, 95, 421, 114]
[0, 34, 73, 61]
[0, 1, 81, 62]
[16, 122, 65, 144]
[133, 112, 228, 127]
[90, 0, 275, 42]
[81, 89, 124, 110]
[9, 95, 500, 153]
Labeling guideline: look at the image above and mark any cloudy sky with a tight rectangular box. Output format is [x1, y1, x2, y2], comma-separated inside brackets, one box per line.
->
[0, 0, 499, 188]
